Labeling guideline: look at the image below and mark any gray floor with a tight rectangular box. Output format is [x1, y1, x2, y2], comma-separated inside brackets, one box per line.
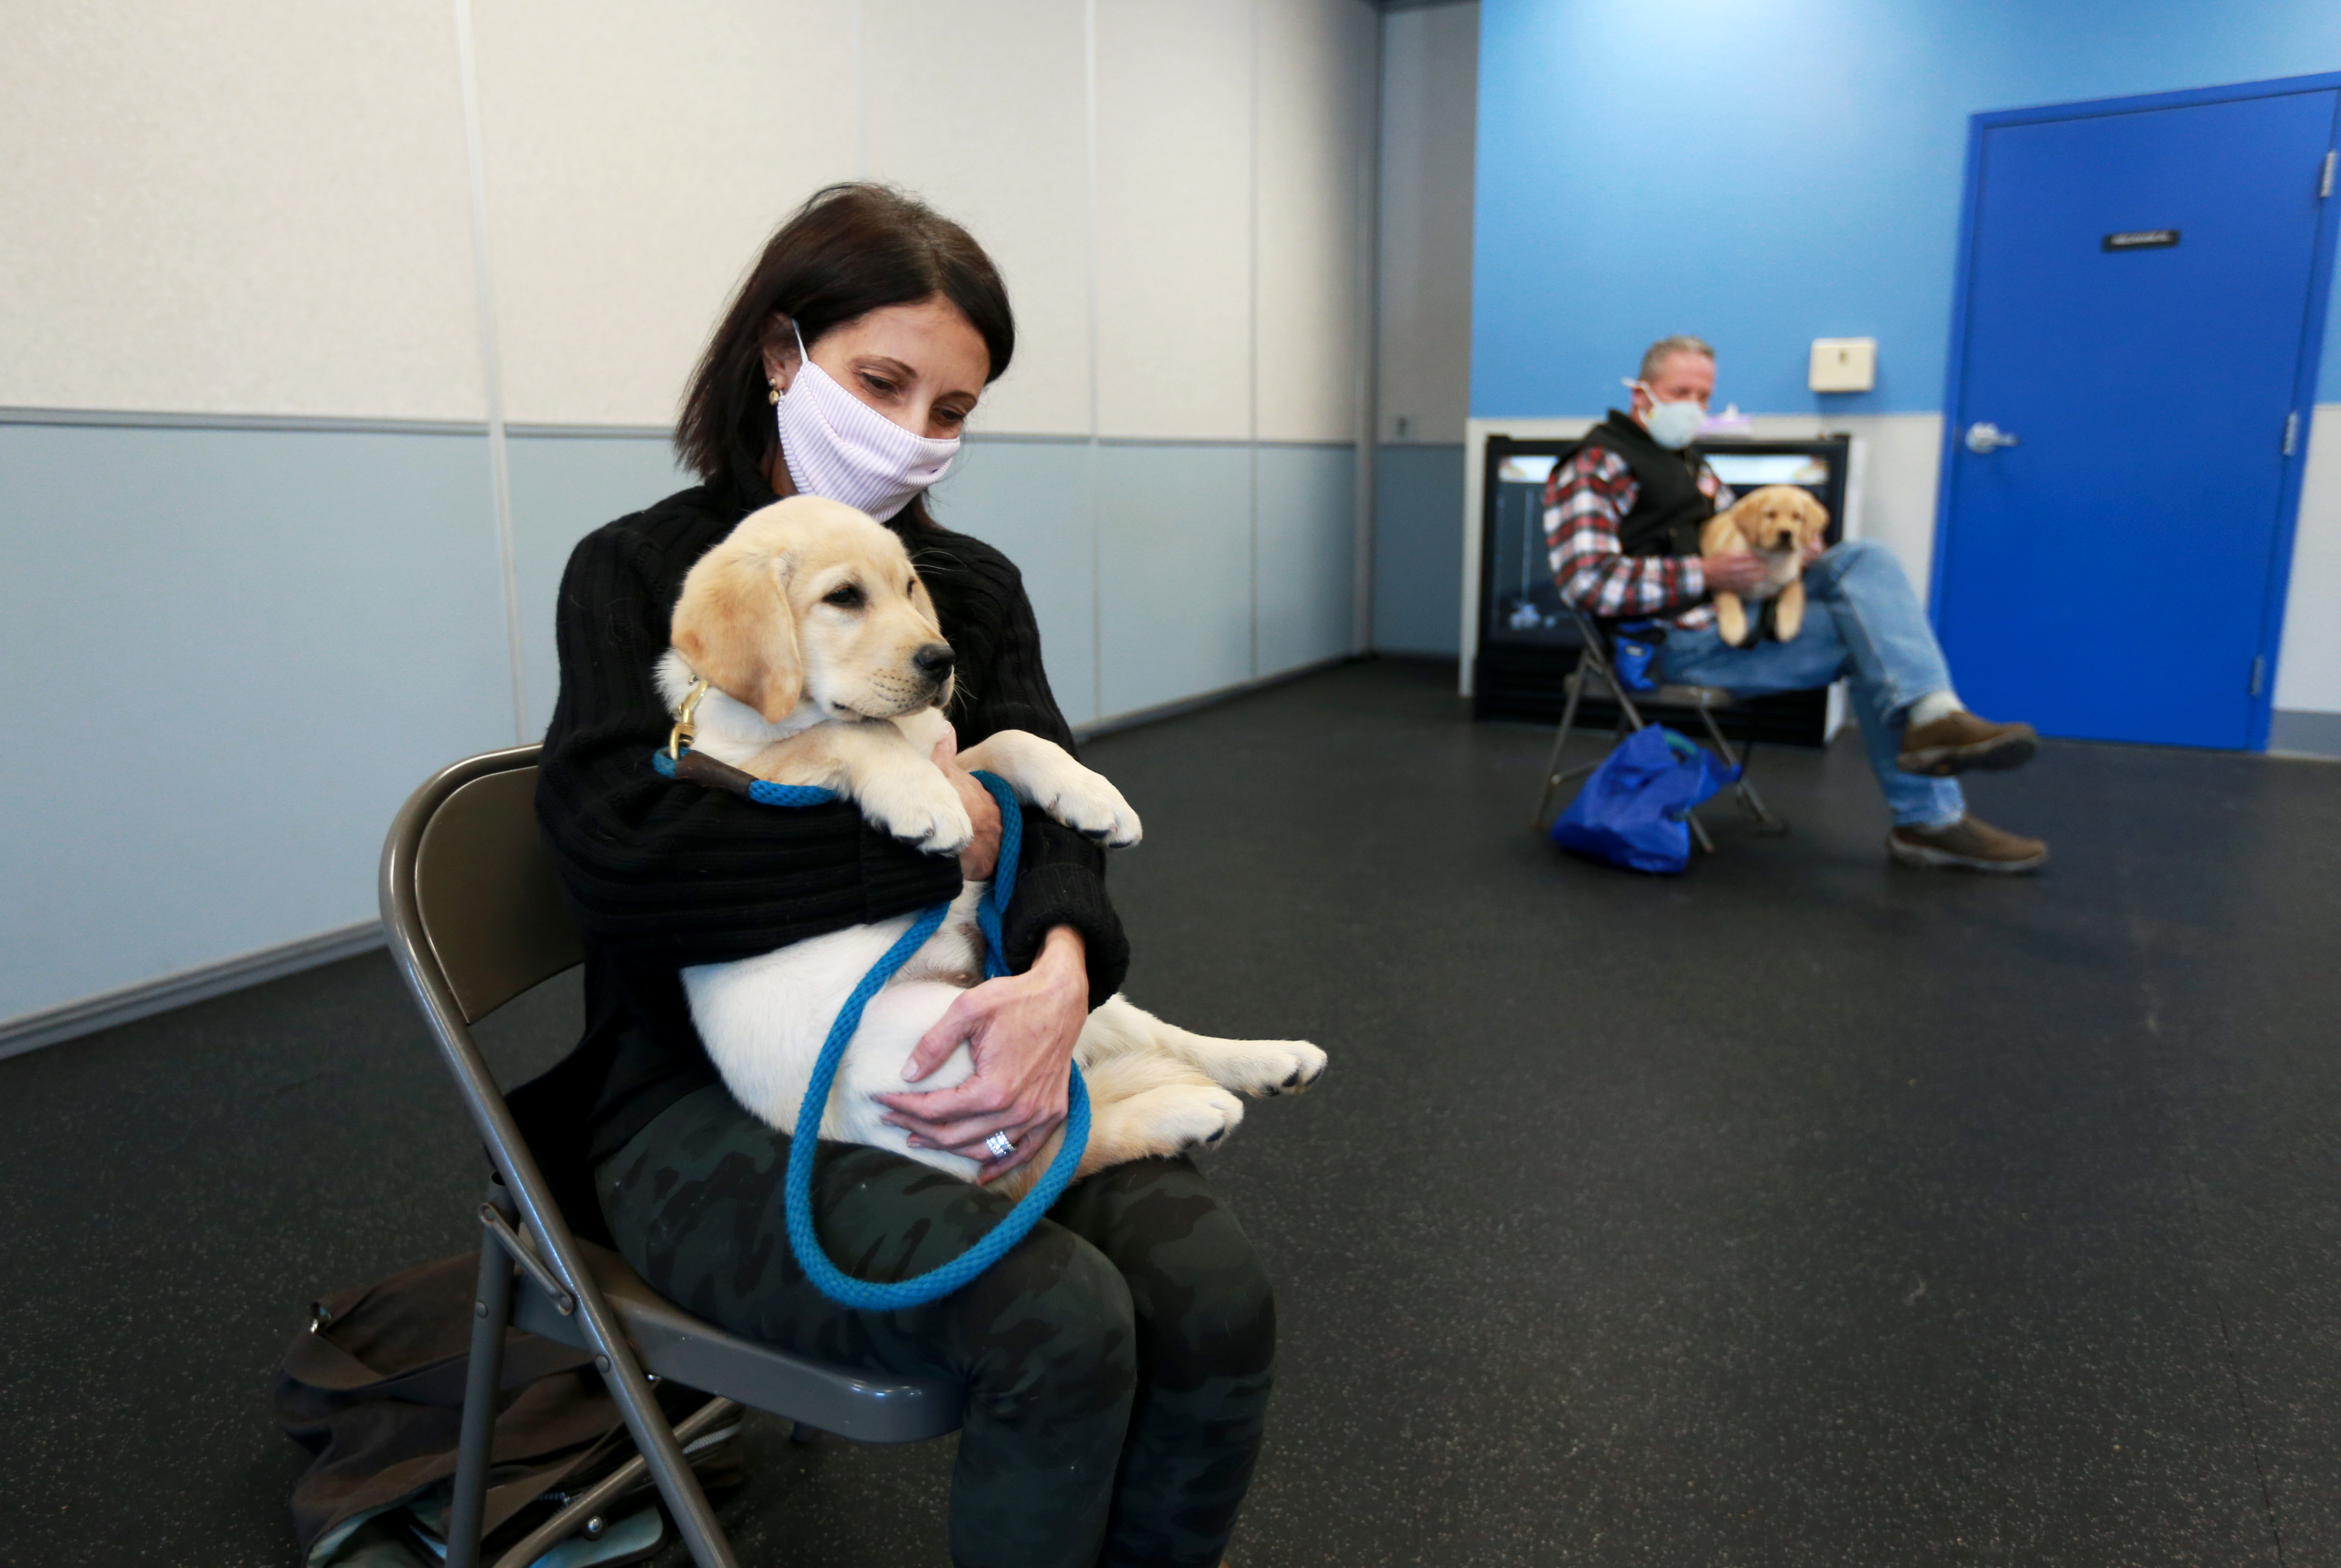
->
[5, 658, 2339, 1567]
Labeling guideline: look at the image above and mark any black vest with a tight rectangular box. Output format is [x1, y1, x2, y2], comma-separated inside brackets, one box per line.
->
[1575, 410, 1715, 558]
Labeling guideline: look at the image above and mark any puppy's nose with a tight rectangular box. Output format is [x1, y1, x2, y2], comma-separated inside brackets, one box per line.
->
[912, 643, 956, 681]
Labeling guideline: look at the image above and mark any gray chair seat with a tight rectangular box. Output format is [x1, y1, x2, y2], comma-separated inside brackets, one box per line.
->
[513, 1236, 963, 1444]
[1564, 669, 1740, 710]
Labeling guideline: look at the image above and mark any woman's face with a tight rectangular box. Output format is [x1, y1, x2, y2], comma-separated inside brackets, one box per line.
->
[765, 295, 990, 440]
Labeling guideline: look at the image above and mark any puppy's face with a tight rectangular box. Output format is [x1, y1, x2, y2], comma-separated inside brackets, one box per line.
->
[670, 496, 953, 723]
[1730, 486, 1830, 555]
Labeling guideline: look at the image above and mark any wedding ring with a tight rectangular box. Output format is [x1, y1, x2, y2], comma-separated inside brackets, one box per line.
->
[984, 1131, 1016, 1160]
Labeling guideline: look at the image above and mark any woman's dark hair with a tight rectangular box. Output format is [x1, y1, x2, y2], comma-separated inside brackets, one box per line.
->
[676, 183, 1015, 514]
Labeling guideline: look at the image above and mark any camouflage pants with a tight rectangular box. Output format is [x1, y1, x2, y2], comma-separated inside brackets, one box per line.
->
[594, 1083, 1274, 1568]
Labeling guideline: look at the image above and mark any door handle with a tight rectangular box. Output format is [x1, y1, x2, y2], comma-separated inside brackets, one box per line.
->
[1965, 421, 2021, 455]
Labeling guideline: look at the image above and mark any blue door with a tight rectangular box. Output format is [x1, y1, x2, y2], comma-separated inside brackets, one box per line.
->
[1935, 83, 2338, 749]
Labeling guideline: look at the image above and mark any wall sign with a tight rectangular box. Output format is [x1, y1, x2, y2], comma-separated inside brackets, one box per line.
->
[2103, 229, 2180, 251]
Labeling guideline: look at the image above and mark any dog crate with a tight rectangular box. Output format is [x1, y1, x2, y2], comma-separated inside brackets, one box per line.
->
[1473, 433, 1854, 744]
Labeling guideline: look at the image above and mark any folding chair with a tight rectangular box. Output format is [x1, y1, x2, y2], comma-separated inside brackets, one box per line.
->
[380, 743, 964, 1568]
[1531, 601, 1786, 851]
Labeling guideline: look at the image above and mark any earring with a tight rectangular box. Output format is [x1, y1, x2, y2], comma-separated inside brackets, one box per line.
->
[768, 380, 781, 405]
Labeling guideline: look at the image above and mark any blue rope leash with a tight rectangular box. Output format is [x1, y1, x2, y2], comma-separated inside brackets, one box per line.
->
[654, 749, 1092, 1309]
[651, 747, 840, 807]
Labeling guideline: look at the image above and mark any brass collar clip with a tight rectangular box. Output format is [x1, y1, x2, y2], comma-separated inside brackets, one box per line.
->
[668, 678, 710, 760]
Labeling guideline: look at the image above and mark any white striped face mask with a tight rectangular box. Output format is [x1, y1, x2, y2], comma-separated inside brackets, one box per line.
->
[773, 322, 961, 522]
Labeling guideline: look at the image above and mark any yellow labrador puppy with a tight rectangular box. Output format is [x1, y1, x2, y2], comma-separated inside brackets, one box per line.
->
[1699, 485, 1831, 647]
[655, 496, 1326, 1198]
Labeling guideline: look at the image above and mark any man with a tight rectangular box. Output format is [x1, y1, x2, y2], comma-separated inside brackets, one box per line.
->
[1544, 334, 2046, 871]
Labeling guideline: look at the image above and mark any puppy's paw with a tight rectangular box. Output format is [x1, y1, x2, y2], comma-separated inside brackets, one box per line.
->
[1037, 770, 1143, 849]
[1153, 1085, 1246, 1152]
[858, 768, 974, 854]
[1198, 1038, 1328, 1098]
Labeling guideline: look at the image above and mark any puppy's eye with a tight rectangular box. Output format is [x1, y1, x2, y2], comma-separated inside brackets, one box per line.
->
[823, 583, 865, 609]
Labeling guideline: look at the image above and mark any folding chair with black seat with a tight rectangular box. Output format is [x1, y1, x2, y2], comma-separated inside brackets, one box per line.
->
[1531, 601, 1786, 851]
[380, 743, 966, 1568]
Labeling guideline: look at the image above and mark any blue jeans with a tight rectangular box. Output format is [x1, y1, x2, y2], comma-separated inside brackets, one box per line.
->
[1659, 539, 1964, 828]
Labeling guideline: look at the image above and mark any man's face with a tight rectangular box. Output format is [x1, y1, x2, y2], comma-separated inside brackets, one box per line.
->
[1632, 352, 1716, 421]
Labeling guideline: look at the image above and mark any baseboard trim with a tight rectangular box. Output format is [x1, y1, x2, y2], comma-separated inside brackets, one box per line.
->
[1074, 656, 1355, 742]
[0, 920, 387, 1062]
[2269, 709, 2341, 760]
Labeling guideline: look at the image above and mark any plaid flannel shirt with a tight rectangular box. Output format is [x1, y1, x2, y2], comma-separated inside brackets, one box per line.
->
[1543, 446, 1733, 631]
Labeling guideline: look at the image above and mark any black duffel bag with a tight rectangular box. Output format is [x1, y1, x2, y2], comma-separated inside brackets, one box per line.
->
[273, 1250, 740, 1567]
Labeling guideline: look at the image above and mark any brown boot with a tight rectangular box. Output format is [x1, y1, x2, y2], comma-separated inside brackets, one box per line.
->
[1897, 710, 2038, 776]
[1888, 816, 2047, 873]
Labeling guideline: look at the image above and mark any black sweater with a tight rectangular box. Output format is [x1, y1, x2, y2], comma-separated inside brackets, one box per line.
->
[511, 466, 1129, 1233]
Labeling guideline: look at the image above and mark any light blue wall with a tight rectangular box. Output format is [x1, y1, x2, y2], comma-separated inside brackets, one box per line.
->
[1472, 0, 2341, 417]
[926, 438, 1102, 729]
[0, 423, 512, 1022]
[507, 432, 695, 738]
[1096, 444, 1260, 718]
[1372, 444, 1467, 656]
[503, 434, 1357, 739]
[957, 438, 1361, 725]
[1256, 445, 1359, 678]
[1, 422, 1357, 1028]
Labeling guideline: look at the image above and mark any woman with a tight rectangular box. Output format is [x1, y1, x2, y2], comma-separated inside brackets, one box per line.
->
[524, 184, 1273, 1568]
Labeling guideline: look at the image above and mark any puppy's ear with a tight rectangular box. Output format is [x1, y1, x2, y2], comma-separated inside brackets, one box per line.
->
[1717, 493, 1756, 542]
[1799, 491, 1831, 542]
[671, 543, 804, 722]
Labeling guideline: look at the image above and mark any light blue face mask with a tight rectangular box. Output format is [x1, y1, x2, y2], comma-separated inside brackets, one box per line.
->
[1625, 378, 1706, 449]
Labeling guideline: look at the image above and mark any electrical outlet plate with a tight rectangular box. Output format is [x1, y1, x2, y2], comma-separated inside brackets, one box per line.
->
[1809, 337, 1877, 394]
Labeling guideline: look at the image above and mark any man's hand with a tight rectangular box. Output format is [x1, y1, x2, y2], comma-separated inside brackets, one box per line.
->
[1700, 549, 1769, 594]
[1801, 536, 1829, 566]
[876, 927, 1090, 1181]
[931, 731, 1001, 881]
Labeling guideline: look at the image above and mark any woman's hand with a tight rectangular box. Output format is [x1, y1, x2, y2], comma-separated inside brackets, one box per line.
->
[1802, 535, 1829, 566]
[876, 926, 1089, 1182]
[930, 731, 1002, 881]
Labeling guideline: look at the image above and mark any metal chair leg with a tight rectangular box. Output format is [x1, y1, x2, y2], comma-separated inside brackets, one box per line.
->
[1535, 674, 1590, 828]
[574, 1291, 738, 1568]
[448, 1186, 518, 1568]
[1693, 702, 1742, 771]
[489, 1397, 743, 1568]
[1734, 763, 1786, 833]
[1693, 709, 1788, 834]
[1611, 678, 1648, 735]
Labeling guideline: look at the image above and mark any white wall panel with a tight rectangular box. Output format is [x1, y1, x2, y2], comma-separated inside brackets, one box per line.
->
[1097, 445, 1255, 716]
[473, 0, 857, 429]
[1255, 0, 1372, 444]
[2275, 406, 2341, 714]
[1093, 0, 1255, 441]
[1375, 1, 1478, 445]
[0, 2, 483, 420]
[863, 1, 1092, 438]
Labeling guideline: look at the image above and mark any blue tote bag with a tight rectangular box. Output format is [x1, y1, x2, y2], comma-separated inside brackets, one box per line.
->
[1550, 725, 1738, 874]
